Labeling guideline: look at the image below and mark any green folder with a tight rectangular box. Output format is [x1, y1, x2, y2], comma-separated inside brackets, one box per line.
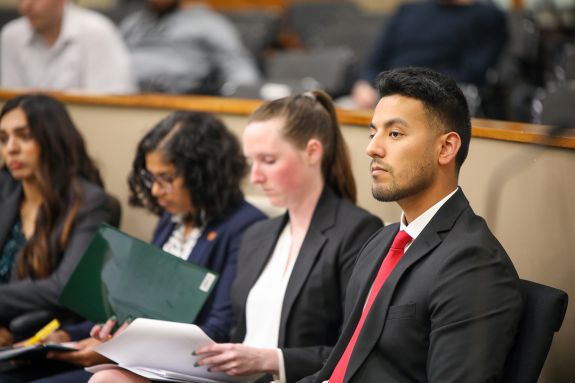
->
[59, 224, 218, 324]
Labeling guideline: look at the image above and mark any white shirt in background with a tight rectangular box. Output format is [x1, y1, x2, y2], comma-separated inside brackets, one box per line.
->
[1, 4, 136, 93]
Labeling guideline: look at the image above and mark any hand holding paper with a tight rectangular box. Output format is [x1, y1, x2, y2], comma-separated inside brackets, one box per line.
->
[91, 316, 131, 342]
[195, 343, 279, 377]
[92, 318, 261, 383]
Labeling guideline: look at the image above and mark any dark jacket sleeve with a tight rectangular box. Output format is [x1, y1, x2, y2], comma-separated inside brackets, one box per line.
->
[62, 320, 94, 341]
[453, 5, 508, 85]
[426, 242, 522, 381]
[282, 213, 383, 383]
[0, 184, 111, 321]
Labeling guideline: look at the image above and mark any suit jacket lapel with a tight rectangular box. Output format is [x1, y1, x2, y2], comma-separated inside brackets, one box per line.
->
[344, 229, 443, 381]
[244, 215, 287, 289]
[152, 216, 176, 248]
[316, 225, 397, 380]
[278, 187, 337, 346]
[346, 225, 398, 315]
[345, 189, 470, 382]
[190, 225, 218, 265]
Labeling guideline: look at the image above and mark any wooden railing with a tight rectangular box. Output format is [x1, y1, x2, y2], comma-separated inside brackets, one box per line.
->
[0, 90, 573, 150]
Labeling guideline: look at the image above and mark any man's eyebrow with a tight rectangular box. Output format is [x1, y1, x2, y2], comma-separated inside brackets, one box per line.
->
[383, 118, 409, 128]
[369, 118, 409, 130]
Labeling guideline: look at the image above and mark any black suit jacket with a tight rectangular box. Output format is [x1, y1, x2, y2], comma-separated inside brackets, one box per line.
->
[301, 189, 523, 383]
[0, 169, 111, 323]
[231, 187, 382, 383]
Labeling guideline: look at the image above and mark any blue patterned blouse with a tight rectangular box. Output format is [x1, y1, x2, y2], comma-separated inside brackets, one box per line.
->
[0, 217, 26, 283]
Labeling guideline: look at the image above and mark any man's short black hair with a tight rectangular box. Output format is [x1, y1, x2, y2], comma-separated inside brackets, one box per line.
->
[376, 67, 472, 170]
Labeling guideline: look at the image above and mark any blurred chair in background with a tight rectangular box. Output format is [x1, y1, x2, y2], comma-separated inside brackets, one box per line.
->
[532, 82, 575, 130]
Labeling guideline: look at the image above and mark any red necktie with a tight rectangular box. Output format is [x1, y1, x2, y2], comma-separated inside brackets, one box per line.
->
[329, 230, 412, 383]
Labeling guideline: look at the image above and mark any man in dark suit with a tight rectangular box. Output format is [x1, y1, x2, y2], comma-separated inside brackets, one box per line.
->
[300, 67, 523, 383]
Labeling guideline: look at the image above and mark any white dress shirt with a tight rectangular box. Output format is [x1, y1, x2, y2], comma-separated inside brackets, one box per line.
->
[1, 4, 135, 93]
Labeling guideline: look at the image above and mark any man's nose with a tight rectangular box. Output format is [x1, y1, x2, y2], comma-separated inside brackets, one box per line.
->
[366, 134, 384, 159]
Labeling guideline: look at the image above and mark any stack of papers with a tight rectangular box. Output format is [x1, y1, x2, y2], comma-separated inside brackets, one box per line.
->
[92, 318, 261, 383]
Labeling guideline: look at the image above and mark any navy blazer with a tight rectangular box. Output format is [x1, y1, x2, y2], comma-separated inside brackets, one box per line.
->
[301, 189, 523, 383]
[153, 200, 266, 342]
[231, 187, 383, 382]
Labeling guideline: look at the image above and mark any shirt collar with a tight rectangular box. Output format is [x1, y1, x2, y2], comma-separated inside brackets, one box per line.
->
[400, 187, 459, 241]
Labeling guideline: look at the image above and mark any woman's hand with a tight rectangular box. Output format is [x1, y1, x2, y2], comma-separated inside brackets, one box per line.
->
[46, 337, 109, 367]
[0, 326, 13, 346]
[194, 343, 278, 376]
[43, 329, 71, 343]
[90, 317, 130, 342]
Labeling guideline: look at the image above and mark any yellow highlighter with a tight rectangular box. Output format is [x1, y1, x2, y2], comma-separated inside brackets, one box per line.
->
[23, 319, 60, 346]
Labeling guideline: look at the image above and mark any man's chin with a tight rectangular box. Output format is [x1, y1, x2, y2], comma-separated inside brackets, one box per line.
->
[372, 187, 394, 202]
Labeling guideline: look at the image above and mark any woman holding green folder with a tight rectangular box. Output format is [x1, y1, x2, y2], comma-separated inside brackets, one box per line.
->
[126, 111, 266, 342]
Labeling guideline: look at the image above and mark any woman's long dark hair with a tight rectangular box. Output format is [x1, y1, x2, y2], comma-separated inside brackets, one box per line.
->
[128, 111, 246, 226]
[0, 94, 103, 279]
[249, 90, 357, 202]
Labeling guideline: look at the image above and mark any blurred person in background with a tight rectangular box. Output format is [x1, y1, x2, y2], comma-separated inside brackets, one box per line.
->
[0, 0, 135, 93]
[352, 0, 507, 110]
[119, 0, 260, 94]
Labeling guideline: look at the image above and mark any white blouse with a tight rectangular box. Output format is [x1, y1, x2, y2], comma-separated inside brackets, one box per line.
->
[161, 216, 202, 260]
[243, 223, 298, 348]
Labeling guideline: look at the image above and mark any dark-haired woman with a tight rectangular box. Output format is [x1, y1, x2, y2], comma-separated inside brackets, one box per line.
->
[0, 94, 111, 347]
[32, 111, 266, 383]
[90, 91, 382, 383]
[125, 111, 266, 342]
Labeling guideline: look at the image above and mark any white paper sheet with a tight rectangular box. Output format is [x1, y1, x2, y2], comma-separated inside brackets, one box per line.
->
[92, 318, 261, 383]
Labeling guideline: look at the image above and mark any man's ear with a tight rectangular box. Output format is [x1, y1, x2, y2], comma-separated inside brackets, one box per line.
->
[438, 132, 461, 167]
[305, 138, 323, 166]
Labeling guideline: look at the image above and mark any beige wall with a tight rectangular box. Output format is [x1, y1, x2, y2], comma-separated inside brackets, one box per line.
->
[1, 101, 573, 381]
[460, 139, 574, 382]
